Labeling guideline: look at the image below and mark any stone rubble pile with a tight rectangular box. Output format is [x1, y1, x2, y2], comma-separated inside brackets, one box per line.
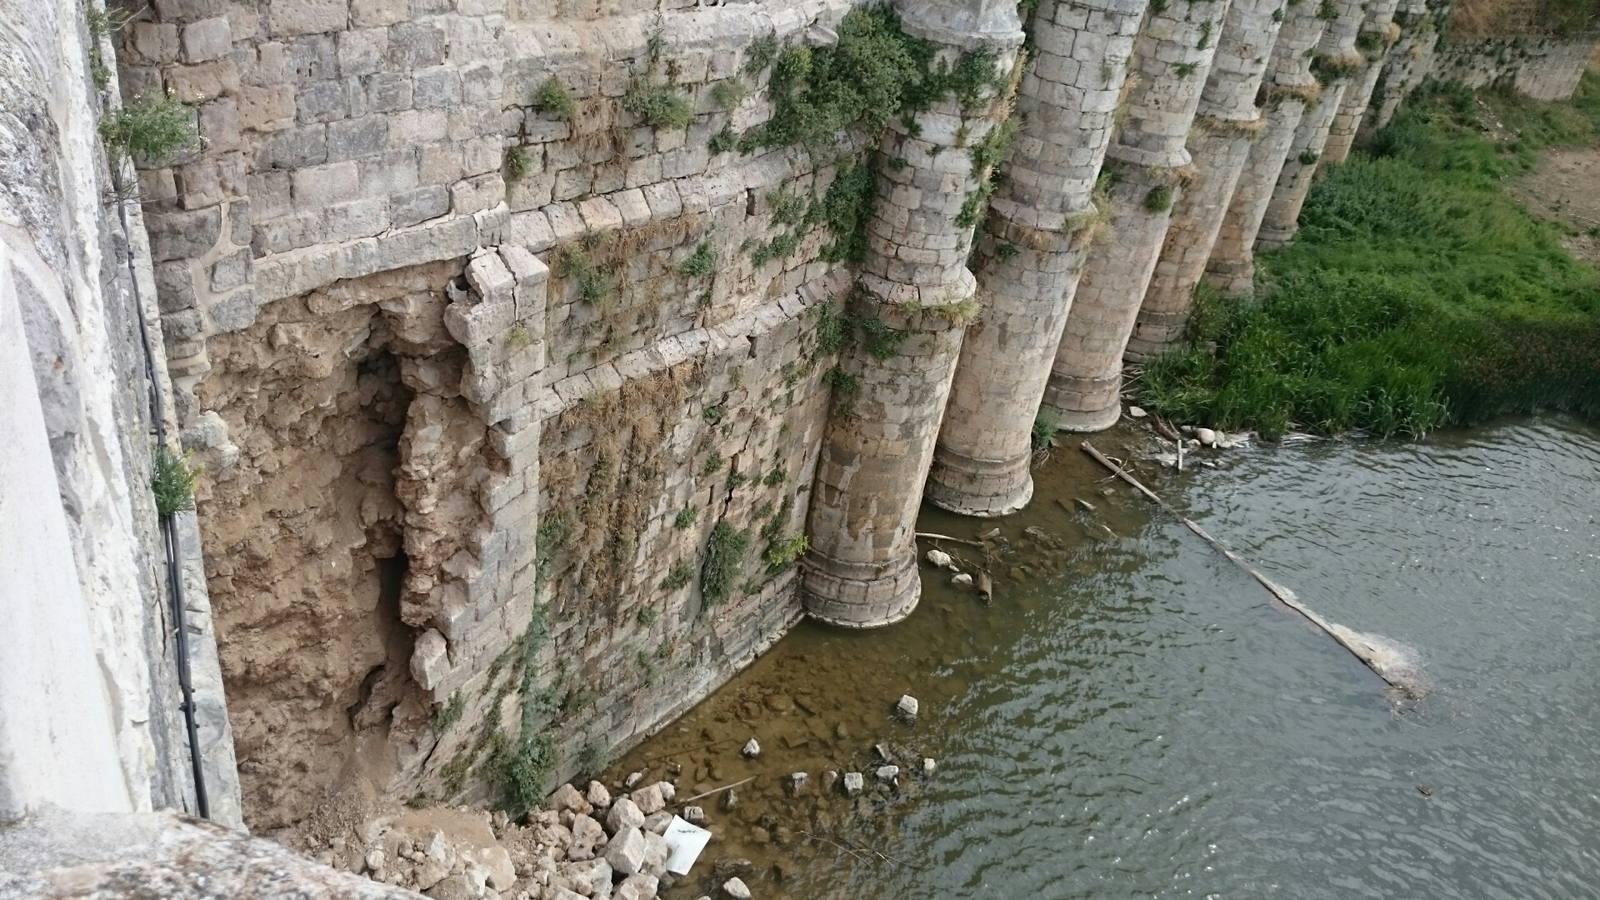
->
[315, 777, 704, 900]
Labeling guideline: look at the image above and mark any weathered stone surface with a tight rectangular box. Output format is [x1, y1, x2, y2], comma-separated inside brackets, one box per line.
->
[1131, 0, 1288, 358]
[932, 0, 1148, 515]
[895, 694, 919, 720]
[604, 825, 648, 876]
[606, 797, 645, 835]
[1045, 0, 1230, 433]
[804, 2, 1025, 621]
[630, 782, 666, 815]
[0, 808, 420, 898]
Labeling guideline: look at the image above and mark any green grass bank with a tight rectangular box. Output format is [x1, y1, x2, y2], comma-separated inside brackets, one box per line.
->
[1141, 72, 1600, 439]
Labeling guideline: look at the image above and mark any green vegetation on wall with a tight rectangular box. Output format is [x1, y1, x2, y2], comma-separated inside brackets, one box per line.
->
[151, 448, 198, 516]
[1142, 76, 1600, 439]
[701, 520, 751, 608]
[99, 93, 196, 164]
[738, 6, 1006, 154]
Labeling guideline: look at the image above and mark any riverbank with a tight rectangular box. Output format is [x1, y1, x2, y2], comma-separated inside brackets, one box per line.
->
[1141, 72, 1600, 439]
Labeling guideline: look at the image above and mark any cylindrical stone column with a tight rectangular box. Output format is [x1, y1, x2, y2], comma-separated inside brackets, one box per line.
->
[1041, 0, 1232, 432]
[803, 2, 1024, 626]
[1358, 0, 1442, 141]
[1126, 0, 1286, 359]
[1321, 0, 1402, 165]
[1206, 3, 1330, 294]
[926, 0, 1147, 517]
[1256, 0, 1367, 250]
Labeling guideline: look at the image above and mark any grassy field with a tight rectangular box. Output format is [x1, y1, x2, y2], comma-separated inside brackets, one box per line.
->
[1140, 72, 1600, 439]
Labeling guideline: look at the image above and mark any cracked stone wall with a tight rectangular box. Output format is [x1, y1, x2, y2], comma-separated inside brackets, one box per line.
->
[1432, 32, 1598, 101]
[118, 0, 879, 829]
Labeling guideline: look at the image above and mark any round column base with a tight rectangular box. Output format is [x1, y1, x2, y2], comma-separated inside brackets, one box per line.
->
[1051, 402, 1122, 433]
[1203, 259, 1255, 297]
[801, 549, 920, 629]
[1254, 224, 1295, 252]
[1043, 371, 1124, 433]
[1125, 312, 1188, 361]
[925, 445, 1034, 518]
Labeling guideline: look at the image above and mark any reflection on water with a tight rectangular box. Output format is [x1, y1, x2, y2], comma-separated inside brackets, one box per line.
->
[609, 417, 1600, 899]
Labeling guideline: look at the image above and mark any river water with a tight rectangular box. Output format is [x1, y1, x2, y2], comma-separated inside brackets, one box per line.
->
[609, 417, 1600, 899]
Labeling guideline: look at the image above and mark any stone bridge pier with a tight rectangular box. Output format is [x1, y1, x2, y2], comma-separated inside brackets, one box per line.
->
[803, 0, 1024, 626]
[926, 0, 1147, 517]
[1042, 0, 1232, 432]
[1257, 0, 1367, 250]
[1322, 0, 1404, 166]
[1206, 1, 1332, 293]
[1127, 0, 1287, 358]
[1360, 0, 1442, 141]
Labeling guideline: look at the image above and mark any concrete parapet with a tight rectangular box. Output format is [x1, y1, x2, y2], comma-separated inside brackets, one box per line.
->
[928, 0, 1146, 517]
[1130, 0, 1287, 358]
[803, 1, 1023, 620]
[1043, 0, 1228, 432]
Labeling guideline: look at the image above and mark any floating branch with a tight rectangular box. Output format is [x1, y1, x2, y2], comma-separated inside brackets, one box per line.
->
[1081, 441, 1425, 699]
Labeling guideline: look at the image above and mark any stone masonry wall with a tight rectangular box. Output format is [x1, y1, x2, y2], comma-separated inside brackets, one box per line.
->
[1432, 32, 1598, 101]
[94, 0, 1595, 836]
[1, 0, 241, 825]
[115, 0, 880, 829]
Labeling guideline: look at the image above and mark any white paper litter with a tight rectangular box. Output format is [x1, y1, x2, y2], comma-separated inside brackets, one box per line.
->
[662, 815, 712, 875]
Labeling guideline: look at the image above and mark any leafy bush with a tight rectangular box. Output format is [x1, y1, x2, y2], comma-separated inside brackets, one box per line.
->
[679, 240, 716, 278]
[1141, 77, 1600, 439]
[152, 448, 198, 515]
[624, 83, 695, 128]
[534, 77, 576, 120]
[99, 94, 196, 163]
[701, 521, 751, 607]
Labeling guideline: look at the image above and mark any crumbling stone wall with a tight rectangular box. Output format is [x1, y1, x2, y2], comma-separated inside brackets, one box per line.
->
[116, 0, 879, 828]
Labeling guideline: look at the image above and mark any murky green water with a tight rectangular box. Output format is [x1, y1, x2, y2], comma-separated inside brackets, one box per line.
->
[611, 417, 1600, 899]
